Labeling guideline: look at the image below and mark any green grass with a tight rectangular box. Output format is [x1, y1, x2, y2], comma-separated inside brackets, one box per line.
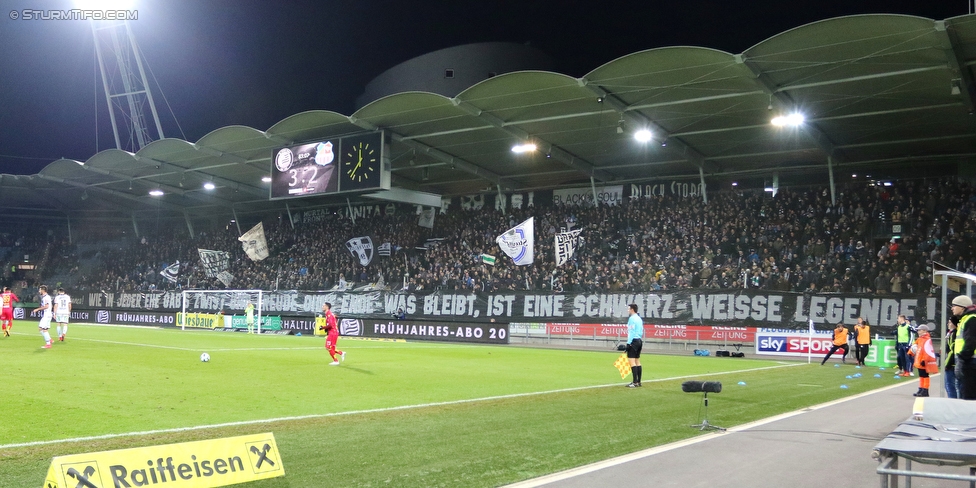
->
[0, 321, 903, 487]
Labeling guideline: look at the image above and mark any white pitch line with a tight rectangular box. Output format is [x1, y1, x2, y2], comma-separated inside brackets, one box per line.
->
[0, 362, 801, 450]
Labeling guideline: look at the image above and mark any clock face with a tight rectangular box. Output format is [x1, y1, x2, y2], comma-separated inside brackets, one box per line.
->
[340, 133, 383, 191]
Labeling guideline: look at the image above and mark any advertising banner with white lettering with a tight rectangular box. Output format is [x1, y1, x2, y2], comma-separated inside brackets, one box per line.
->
[339, 318, 509, 344]
[239, 222, 270, 261]
[75, 290, 936, 330]
[197, 249, 230, 278]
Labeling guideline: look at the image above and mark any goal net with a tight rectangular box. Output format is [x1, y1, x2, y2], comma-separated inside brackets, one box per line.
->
[179, 289, 264, 332]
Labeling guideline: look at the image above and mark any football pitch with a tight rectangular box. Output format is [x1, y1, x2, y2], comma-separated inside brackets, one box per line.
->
[0, 322, 901, 487]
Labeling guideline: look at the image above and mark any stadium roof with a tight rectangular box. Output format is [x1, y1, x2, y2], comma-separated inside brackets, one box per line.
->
[8, 13, 976, 223]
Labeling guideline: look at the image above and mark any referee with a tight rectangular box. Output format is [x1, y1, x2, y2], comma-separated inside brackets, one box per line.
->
[626, 303, 644, 388]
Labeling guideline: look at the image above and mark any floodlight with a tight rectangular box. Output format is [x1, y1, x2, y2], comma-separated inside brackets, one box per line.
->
[261, 176, 272, 183]
[148, 190, 164, 196]
[731, 182, 738, 187]
[511, 143, 537, 153]
[771, 113, 804, 127]
[203, 182, 216, 190]
[633, 129, 653, 143]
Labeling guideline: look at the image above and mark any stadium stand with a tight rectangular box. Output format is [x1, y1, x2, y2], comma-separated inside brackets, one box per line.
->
[6, 177, 972, 296]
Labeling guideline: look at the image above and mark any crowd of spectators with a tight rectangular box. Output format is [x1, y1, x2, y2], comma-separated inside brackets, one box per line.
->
[14, 178, 976, 296]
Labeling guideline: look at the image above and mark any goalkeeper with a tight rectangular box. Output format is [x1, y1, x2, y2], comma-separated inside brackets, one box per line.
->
[320, 302, 345, 366]
[245, 301, 255, 334]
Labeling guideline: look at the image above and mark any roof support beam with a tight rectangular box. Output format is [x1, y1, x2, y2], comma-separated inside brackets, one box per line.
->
[77, 161, 241, 208]
[349, 116, 512, 190]
[937, 20, 976, 115]
[130, 154, 267, 199]
[736, 54, 843, 162]
[772, 66, 944, 93]
[582, 82, 719, 173]
[34, 173, 186, 212]
[452, 99, 616, 182]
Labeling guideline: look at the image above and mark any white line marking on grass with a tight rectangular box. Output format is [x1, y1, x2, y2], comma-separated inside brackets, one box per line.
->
[502, 377, 917, 488]
[66, 337, 199, 351]
[0, 362, 801, 451]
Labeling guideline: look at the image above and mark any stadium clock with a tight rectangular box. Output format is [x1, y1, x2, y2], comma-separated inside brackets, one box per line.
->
[339, 133, 383, 192]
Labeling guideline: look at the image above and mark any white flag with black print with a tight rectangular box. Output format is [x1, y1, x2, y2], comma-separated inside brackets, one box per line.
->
[216, 270, 234, 287]
[496, 217, 534, 266]
[378, 242, 392, 256]
[159, 261, 180, 283]
[238, 222, 270, 261]
[198, 249, 230, 278]
[554, 229, 583, 266]
[346, 236, 375, 266]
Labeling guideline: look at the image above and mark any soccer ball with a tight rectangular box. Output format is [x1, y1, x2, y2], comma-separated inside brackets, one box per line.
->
[200, 353, 211, 362]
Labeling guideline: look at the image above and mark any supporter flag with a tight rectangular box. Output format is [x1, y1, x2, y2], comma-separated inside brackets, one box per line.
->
[238, 222, 269, 261]
[198, 249, 230, 278]
[418, 207, 435, 229]
[216, 270, 234, 287]
[614, 353, 632, 379]
[554, 228, 583, 266]
[496, 217, 534, 265]
[378, 242, 392, 256]
[482, 254, 496, 266]
[159, 261, 180, 283]
[346, 236, 375, 266]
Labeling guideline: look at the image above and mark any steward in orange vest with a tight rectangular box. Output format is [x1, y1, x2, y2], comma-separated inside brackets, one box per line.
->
[909, 324, 938, 397]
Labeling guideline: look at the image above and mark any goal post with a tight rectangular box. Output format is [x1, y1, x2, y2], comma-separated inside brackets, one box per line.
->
[179, 289, 264, 333]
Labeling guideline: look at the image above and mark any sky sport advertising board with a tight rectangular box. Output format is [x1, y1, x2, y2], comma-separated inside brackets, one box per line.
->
[754, 330, 836, 357]
[511, 323, 755, 343]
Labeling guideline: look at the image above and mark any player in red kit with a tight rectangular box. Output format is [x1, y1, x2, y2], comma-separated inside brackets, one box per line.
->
[321, 302, 345, 365]
[1, 286, 19, 337]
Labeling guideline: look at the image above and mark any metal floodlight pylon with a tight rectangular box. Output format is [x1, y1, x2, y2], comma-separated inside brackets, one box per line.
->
[91, 19, 165, 152]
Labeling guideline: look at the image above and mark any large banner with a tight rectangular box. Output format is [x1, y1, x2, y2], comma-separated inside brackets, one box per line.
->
[75, 290, 937, 329]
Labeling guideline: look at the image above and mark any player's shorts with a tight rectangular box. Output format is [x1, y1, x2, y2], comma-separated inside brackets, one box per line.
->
[55, 313, 69, 324]
[0, 309, 11, 322]
[626, 338, 643, 359]
[38, 316, 52, 330]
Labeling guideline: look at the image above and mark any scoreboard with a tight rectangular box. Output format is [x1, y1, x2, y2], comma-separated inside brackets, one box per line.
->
[270, 131, 389, 200]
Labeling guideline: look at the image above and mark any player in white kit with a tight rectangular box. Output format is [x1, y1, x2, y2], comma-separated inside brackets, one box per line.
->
[33, 285, 53, 349]
[53, 288, 71, 342]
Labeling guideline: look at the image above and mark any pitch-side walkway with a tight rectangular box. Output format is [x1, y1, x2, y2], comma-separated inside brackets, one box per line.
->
[506, 378, 972, 488]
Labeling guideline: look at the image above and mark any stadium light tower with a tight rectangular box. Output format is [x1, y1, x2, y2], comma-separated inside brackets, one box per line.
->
[82, 0, 165, 152]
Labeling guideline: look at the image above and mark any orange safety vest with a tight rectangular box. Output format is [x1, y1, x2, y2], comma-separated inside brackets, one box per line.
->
[911, 334, 939, 374]
[833, 327, 849, 346]
[855, 325, 871, 345]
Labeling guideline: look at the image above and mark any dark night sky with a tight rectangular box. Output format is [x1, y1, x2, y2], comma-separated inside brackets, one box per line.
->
[0, 0, 968, 175]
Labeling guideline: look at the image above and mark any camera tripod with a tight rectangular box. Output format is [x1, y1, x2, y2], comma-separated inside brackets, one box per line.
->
[691, 391, 726, 432]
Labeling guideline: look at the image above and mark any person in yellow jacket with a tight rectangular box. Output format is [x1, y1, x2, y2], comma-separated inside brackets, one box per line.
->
[853, 317, 871, 366]
[909, 324, 939, 397]
[820, 323, 850, 365]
